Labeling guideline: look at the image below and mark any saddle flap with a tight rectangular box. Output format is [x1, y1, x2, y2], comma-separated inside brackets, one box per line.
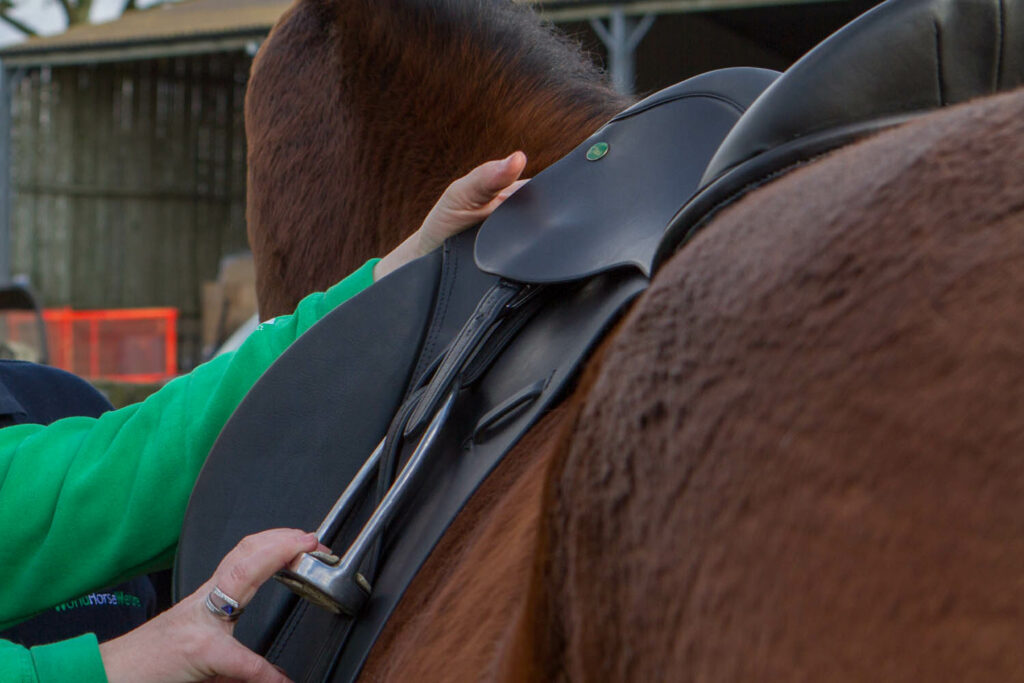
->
[474, 67, 779, 284]
[173, 249, 446, 651]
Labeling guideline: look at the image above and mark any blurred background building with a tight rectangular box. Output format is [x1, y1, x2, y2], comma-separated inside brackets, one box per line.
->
[0, 0, 878, 394]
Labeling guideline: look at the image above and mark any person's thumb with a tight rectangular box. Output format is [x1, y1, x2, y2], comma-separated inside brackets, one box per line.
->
[447, 151, 527, 209]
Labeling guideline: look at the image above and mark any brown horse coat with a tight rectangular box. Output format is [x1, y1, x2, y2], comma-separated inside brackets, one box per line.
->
[245, 0, 629, 319]
[361, 89, 1024, 681]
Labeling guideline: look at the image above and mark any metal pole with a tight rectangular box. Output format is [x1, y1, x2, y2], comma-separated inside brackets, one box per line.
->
[590, 7, 656, 95]
[0, 60, 12, 284]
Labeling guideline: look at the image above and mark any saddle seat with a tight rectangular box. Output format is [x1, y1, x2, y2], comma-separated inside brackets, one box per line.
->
[658, 0, 1024, 262]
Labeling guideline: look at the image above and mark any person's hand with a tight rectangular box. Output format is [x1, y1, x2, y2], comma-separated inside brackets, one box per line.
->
[373, 151, 528, 281]
[99, 528, 324, 682]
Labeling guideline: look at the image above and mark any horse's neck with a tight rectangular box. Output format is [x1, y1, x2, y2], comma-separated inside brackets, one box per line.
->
[246, 0, 630, 319]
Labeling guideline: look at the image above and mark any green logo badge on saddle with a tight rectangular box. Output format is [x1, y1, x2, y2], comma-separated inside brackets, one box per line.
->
[586, 141, 609, 161]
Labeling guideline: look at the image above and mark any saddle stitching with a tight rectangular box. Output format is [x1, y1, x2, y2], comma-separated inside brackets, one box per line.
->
[611, 91, 751, 122]
[309, 617, 355, 683]
[267, 595, 310, 663]
[470, 374, 553, 445]
[409, 241, 459, 401]
[404, 281, 521, 436]
[461, 285, 551, 386]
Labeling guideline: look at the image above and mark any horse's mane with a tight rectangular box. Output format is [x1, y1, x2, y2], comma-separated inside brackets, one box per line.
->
[246, 0, 630, 317]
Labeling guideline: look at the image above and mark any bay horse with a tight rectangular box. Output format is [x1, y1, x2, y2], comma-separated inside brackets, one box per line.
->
[357, 87, 1024, 681]
[224, 0, 1024, 679]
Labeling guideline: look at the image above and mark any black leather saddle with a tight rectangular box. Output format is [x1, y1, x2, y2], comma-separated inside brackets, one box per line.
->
[174, 0, 1023, 680]
[176, 66, 777, 681]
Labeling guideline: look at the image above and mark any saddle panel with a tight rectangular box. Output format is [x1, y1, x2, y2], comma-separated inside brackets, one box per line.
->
[173, 249, 445, 652]
[474, 67, 779, 284]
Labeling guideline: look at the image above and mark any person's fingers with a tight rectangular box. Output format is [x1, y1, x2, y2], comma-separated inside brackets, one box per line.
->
[414, 152, 528, 253]
[374, 153, 530, 282]
[206, 528, 319, 608]
[445, 151, 527, 210]
[207, 635, 293, 683]
[496, 178, 529, 203]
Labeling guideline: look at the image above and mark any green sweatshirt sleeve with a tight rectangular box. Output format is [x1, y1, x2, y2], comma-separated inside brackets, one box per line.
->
[0, 635, 107, 683]
[0, 259, 377, 683]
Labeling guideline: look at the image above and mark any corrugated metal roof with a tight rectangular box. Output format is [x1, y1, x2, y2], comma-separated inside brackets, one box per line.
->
[0, 0, 289, 64]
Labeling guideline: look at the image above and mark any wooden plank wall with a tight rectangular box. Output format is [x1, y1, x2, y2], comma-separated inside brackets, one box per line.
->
[9, 52, 251, 369]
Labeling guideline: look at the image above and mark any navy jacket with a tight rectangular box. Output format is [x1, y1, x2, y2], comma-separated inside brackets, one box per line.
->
[0, 361, 157, 646]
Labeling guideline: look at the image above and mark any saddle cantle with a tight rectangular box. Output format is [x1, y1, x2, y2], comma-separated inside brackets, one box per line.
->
[174, 67, 775, 682]
[657, 0, 1024, 267]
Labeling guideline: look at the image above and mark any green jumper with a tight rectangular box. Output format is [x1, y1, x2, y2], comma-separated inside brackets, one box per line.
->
[0, 260, 377, 683]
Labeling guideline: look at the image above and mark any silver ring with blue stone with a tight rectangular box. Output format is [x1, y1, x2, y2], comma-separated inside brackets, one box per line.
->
[205, 585, 244, 621]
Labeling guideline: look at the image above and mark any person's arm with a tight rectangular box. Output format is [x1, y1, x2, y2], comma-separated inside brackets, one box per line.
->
[0, 529, 325, 683]
[0, 262, 371, 683]
[1, 634, 108, 683]
[0, 267, 374, 682]
[372, 151, 527, 280]
[0, 259, 378, 632]
[100, 528, 323, 683]
[0, 152, 527, 683]
[0, 151, 528, 627]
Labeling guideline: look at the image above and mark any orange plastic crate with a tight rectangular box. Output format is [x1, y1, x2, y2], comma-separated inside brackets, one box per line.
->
[0, 307, 178, 382]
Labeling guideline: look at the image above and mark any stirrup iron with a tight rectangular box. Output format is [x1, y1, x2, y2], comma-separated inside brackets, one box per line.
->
[274, 389, 457, 615]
